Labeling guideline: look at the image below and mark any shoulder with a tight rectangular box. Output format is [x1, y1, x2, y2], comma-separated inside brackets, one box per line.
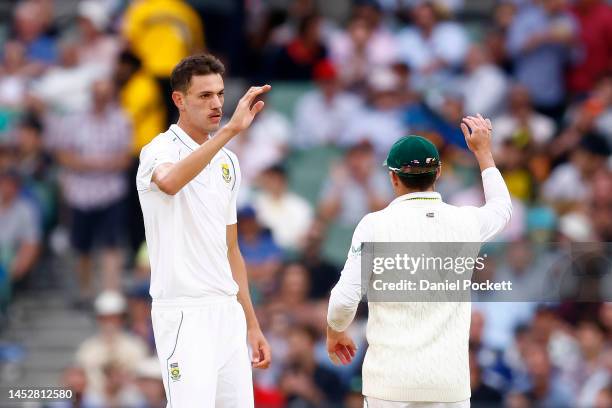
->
[220, 147, 239, 165]
[140, 131, 178, 158]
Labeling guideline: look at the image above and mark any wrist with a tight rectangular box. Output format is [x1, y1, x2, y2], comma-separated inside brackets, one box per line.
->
[220, 122, 241, 137]
[474, 150, 495, 171]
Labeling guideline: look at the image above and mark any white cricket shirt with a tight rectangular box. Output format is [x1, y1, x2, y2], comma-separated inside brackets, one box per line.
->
[136, 124, 241, 300]
[327, 167, 512, 402]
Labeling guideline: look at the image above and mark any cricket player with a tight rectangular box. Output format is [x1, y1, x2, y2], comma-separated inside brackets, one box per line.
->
[136, 54, 271, 407]
[326, 114, 512, 407]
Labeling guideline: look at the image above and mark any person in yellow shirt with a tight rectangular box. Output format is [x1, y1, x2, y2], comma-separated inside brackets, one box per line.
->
[115, 50, 166, 252]
[116, 50, 166, 155]
[122, 0, 205, 123]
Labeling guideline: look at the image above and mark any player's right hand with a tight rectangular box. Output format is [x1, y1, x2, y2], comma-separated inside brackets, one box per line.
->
[460, 113, 492, 155]
[326, 326, 357, 366]
[226, 85, 272, 133]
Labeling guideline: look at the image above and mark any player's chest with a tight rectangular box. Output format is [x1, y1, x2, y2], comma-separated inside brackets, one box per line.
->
[183, 149, 236, 200]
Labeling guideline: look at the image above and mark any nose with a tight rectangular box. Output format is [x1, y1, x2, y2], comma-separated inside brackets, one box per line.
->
[211, 95, 222, 110]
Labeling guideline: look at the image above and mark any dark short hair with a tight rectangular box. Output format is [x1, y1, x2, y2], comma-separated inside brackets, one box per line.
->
[170, 53, 225, 93]
[397, 172, 437, 191]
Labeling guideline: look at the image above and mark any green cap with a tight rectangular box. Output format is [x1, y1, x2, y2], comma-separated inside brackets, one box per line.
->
[383, 135, 440, 176]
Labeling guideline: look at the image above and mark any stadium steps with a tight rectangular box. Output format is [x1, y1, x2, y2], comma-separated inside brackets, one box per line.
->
[0, 289, 96, 388]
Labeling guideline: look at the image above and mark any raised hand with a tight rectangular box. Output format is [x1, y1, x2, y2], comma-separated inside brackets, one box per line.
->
[226, 85, 272, 133]
[460, 113, 493, 155]
[460, 113, 495, 171]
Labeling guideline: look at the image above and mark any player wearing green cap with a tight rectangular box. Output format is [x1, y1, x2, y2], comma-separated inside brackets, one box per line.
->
[326, 114, 512, 407]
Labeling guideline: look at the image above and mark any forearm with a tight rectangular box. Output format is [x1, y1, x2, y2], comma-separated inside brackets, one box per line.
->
[228, 246, 260, 330]
[474, 150, 495, 172]
[156, 125, 239, 194]
[327, 277, 361, 332]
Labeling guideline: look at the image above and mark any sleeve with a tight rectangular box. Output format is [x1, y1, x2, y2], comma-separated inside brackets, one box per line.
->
[225, 154, 241, 225]
[471, 167, 513, 242]
[327, 214, 373, 332]
[136, 136, 178, 191]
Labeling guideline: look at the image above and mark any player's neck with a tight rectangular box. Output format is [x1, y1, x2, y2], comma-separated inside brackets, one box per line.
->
[176, 118, 210, 145]
[395, 186, 436, 197]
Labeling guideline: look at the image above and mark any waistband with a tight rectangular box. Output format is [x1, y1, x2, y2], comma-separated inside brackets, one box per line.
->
[152, 295, 237, 309]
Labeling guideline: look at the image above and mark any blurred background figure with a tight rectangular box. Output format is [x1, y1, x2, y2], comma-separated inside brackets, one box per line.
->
[75, 291, 148, 400]
[253, 164, 313, 251]
[53, 79, 131, 305]
[122, 0, 204, 124]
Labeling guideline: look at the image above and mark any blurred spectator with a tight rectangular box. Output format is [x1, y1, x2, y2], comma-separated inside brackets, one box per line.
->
[396, 1, 469, 89]
[14, 114, 57, 232]
[11, 0, 57, 67]
[270, 14, 328, 80]
[519, 341, 575, 407]
[492, 85, 556, 153]
[293, 59, 363, 148]
[506, 0, 577, 121]
[0, 169, 41, 289]
[460, 45, 508, 118]
[568, 0, 612, 96]
[542, 132, 610, 206]
[339, 68, 406, 156]
[227, 94, 290, 194]
[328, 11, 398, 91]
[76, 0, 120, 73]
[30, 39, 107, 114]
[469, 348, 503, 407]
[298, 219, 340, 299]
[253, 164, 313, 251]
[75, 291, 148, 398]
[0, 41, 30, 113]
[279, 325, 345, 407]
[555, 73, 612, 160]
[318, 141, 391, 226]
[589, 169, 612, 241]
[595, 385, 612, 408]
[48, 365, 98, 408]
[133, 357, 166, 408]
[126, 285, 154, 353]
[86, 362, 147, 407]
[268, 262, 316, 326]
[122, 0, 204, 123]
[575, 320, 610, 407]
[54, 79, 131, 300]
[237, 206, 283, 298]
[115, 51, 166, 158]
[484, 2, 517, 75]
[115, 50, 165, 252]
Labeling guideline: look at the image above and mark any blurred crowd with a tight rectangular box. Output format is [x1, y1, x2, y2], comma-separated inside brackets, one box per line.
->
[0, 0, 611, 406]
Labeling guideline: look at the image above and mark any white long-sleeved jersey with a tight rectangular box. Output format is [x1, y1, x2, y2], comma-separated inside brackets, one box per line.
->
[327, 167, 512, 403]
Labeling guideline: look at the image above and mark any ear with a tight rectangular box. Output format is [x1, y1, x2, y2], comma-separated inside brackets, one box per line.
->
[389, 171, 399, 187]
[171, 91, 184, 111]
[435, 166, 442, 181]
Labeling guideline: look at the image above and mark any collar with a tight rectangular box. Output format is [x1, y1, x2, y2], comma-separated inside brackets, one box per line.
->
[389, 191, 442, 206]
[169, 124, 208, 151]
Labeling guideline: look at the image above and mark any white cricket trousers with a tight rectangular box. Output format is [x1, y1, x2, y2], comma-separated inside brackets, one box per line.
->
[365, 398, 470, 408]
[151, 296, 254, 408]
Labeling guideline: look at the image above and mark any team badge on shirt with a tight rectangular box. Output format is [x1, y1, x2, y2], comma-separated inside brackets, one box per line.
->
[221, 163, 232, 183]
[170, 362, 181, 381]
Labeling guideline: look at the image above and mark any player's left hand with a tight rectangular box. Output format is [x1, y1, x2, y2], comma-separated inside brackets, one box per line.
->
[226, 85, 272, 133]
[248, 328, 272, 369]
[326, 325, 357, 366]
